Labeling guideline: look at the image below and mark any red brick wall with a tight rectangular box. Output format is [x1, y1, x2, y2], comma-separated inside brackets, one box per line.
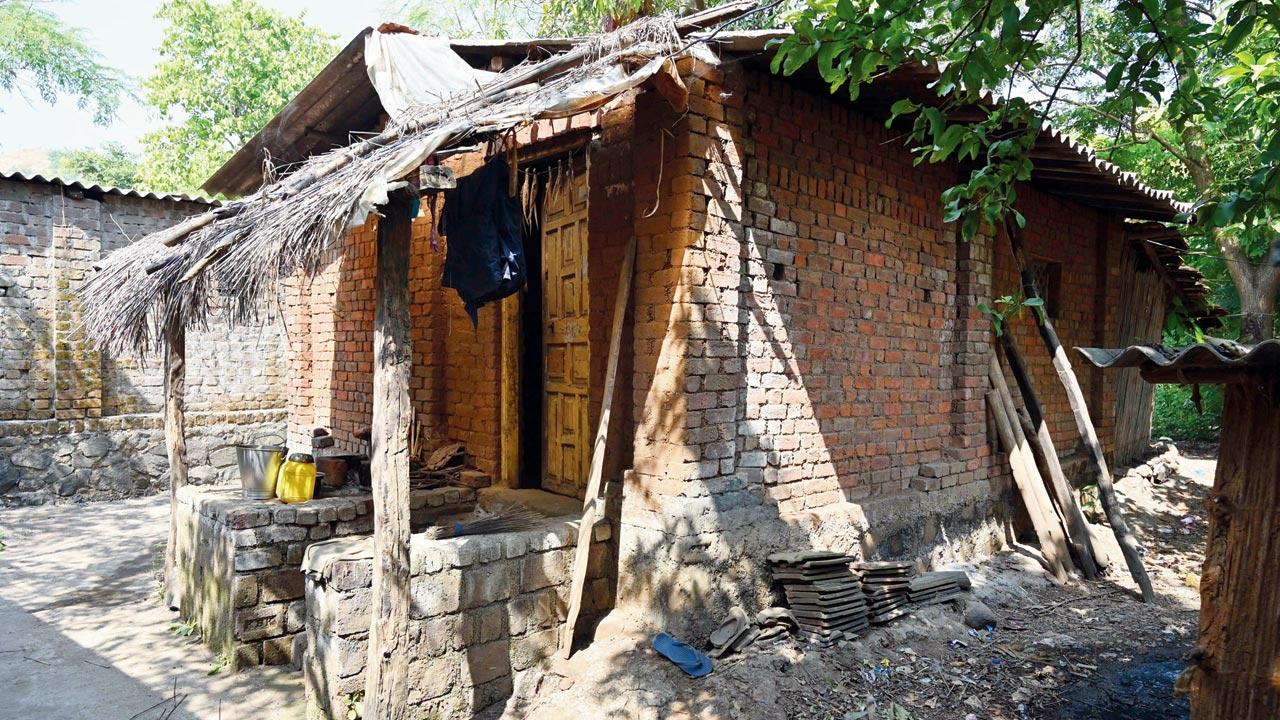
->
[623, 57, 1135, 538]
[993, 192, 1123, 466]
[286, 118, 628, 487]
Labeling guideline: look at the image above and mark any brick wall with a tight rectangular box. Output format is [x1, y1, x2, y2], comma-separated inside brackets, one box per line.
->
[0, 179, 288, 505]
[614, 57, 1137, 632]
[285, 119, 629, 492]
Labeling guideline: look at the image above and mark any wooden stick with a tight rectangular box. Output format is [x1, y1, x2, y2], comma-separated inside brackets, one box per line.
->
[987, 390, 1069, 582]
[364, 190, 416, 719]
[987, 361, 1072, 582]
[1002, 219, 1154, 602]
[559, 235, 636, 659]
[990, 357, 1075, 576]
[163, 319, 187, 611]
[995, 337, 1100, 578]
[988, 338, 1100, 576]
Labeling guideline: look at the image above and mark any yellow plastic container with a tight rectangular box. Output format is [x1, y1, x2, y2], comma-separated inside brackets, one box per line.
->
[277, 453, 317, 504]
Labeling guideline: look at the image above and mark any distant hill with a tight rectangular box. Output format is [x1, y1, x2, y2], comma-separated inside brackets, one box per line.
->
[0, 147, 56, 176]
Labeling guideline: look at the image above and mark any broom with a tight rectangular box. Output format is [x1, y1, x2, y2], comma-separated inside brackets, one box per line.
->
[424, 505, 545, 539]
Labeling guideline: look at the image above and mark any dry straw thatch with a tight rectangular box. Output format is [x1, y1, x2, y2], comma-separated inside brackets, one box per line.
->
[80, 3, 757, 356]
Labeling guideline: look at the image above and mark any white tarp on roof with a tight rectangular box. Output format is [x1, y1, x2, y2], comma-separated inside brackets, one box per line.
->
[364, 30, 497, 118]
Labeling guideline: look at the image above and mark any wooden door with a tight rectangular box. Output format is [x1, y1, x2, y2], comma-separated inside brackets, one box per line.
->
[541, 170, 590, 499]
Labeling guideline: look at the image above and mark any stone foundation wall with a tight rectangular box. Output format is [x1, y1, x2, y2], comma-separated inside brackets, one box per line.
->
[174, 484, 476, 669]
[0, 410, 284, 505]
[304, 518, 612, 719]
[0, 177, 288, 505]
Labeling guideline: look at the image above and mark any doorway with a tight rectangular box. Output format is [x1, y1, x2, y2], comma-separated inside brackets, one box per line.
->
[503, 155, 591, 499]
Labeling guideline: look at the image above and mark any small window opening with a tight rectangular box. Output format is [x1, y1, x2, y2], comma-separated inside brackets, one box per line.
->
[1030, 260, 1063, 319]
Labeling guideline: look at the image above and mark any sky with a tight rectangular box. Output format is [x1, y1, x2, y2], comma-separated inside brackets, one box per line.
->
[0, 0, 391, 161]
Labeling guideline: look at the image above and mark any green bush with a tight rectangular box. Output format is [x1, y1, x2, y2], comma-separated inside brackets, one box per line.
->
[1152, 383, 1222, 442]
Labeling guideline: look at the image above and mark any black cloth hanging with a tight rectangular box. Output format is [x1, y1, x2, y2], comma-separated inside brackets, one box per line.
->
[439, 156, 526, 324]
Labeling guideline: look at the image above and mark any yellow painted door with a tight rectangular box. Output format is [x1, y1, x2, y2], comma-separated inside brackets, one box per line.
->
[541, 170, 590, 499]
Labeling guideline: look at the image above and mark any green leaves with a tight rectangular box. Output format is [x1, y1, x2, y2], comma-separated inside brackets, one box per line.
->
[0, 4, 126, 125]
[139, 0, 336, 195]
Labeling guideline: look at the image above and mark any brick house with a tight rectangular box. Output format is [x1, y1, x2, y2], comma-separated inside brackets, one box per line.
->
[191, 26, 1210, 634]
[0, 171, 287, 505]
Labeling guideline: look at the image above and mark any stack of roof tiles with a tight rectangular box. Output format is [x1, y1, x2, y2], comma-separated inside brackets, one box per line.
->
[907, 571, 967, 606]
[854, 561, 915, 624]
[769, 551, 869, 643]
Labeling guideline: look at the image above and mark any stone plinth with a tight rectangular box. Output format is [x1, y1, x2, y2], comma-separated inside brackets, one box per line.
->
[304, 515, 612, 719]
[174, 484, 476, 668]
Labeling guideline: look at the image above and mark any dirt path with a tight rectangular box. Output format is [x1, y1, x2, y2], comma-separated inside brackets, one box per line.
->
[0, 495, 304, 720]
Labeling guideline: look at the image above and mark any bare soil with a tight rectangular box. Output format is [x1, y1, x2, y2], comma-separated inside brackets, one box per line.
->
[508, 450, 1214, 720]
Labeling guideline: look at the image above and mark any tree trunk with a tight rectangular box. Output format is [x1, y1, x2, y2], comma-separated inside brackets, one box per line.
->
[1190, 380, 1280, 719]
[163, 320, 188, 611]
[1003, 220, 1155, 602]
[364, 190, 416, 720]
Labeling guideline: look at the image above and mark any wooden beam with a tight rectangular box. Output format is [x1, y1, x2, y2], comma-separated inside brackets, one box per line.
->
[648, 58, 689, 112]
[997, 335, 1101, 578]
[1189, 384, 1280, 718]
[987, 388, 1069, 582]
[1003, 219, 1155, 602]
[163, 319, 187, 611]
[364, 189, 416, 720]
[560, 235, 636, 659]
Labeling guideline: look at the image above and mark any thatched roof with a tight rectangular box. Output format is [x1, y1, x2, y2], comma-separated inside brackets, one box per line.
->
[81, 6, 753, 356]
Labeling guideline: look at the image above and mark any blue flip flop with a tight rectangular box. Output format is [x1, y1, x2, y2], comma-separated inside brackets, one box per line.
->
[652, 632, 714, 677]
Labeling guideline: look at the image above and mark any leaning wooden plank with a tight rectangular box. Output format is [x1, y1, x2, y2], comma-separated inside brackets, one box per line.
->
[163, 320, 187, 611]
[988, 390, 1069, 583]
[364, 190, 416, 720]
[560, 235, 636, 659]
[990, 357, 1076, 576]
[993, 353, 1075, 576]
[998, 333, 1101, 578]
[1002, 219, 1154, 602]
[987, 375, 1071, 583]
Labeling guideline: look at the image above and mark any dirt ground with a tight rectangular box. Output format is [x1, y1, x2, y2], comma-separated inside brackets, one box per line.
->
[0, 495, 304, 719]
[0, 448, 1213, 720]
[506, 448, 1215, 720]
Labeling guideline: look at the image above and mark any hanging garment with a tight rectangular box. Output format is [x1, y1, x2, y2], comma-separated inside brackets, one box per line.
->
[440, 156, 526, 324]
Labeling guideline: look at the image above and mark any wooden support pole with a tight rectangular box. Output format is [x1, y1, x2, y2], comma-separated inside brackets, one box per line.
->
[163, 319, 187, 611]
[989, 356, 1075, 578]
[560, 235, 636, 659]
[987, 371, 1070, 583]
[364, 190, 416, 719]
[997, 334, 1101, 578]
[1002, 220, 1154, 602]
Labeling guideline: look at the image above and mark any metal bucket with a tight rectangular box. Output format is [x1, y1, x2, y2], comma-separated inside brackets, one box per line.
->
[236, 444, 285, 500]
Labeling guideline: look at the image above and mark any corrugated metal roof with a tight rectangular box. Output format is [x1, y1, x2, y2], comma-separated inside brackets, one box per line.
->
[1124, 222, 1222, 328]
[0, 168, 216, 205]
[1077, 339, 1280, 372]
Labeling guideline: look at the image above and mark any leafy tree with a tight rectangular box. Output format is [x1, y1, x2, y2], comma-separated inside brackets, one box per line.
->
[139, 0, 336, 194]
[389, 0, 790, 39]
[51, 142, 143, 189]
[0, 1, 126, 125]
[774, 0, 1280, 340]
[389, 0, 542, 39]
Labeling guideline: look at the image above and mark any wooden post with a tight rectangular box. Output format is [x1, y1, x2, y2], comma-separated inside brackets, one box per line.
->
[1002, 219, 1154, 602]
[997, 334, 1100, 578]
[560, 235, 635, 659]
[163, 319, 188, 610]
[364, 189, 416, 719]
[1190, 381, 1280, 719]
[989, 357, 1075, 578]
